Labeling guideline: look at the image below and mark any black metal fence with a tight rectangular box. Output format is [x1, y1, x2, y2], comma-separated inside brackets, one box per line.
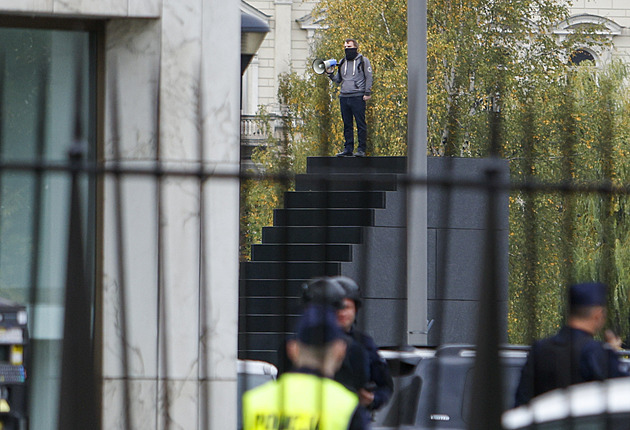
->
[2, 29, 630, 430]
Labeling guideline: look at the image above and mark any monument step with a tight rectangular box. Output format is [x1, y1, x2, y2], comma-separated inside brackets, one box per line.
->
[239, 315, 299, 333]
[295, 173, 399, 191]
[238, 350, 279, 364]
[240, 261, 341, 279]
[261, 226, 363, 244]
[273, 208, 374, 227]
[239, 279, 309, 297]
[306, 156, 407, 174]
[251, 243, 352, 261]
[239, 297, 302, 315]
[284, 191, 386, 209]
[238, 333, 288, 352]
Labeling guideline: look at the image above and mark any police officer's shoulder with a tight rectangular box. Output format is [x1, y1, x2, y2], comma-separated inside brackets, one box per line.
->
[354, 329, 377, 350]
[581, 338, 609, 356]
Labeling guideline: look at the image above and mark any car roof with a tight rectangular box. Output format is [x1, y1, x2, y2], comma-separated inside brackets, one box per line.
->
[502, 376, 630, 429]
[237, 359, 278, 377]
[378, 344, 529, 362]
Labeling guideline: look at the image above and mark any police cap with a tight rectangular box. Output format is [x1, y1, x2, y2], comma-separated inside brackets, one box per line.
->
[569, 282, 608, 308]
[295, 304, 345, 346]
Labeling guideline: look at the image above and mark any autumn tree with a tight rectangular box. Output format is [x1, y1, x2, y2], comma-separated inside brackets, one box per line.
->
[507, 61, 630, 343]
[241, 0, 630, 344]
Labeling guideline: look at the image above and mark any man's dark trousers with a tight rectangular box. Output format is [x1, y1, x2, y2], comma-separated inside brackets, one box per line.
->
[340, 95, 367, 153]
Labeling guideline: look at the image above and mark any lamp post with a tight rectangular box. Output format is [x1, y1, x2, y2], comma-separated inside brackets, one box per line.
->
[407, 0, 429, 347]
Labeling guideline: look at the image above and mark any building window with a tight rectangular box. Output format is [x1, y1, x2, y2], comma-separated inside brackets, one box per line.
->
[0, 24, 97, 427]
[570, 49, 595, 65]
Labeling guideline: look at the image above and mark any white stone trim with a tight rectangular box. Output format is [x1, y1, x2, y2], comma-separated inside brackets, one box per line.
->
[555, 14, 623, 36]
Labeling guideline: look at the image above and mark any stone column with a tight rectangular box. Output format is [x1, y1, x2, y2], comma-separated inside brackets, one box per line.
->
[274, 0, 293, 95]
[102, 0, 241, 428]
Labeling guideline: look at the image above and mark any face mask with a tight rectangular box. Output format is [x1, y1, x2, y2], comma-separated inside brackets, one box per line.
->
[345, 48, 358, 61]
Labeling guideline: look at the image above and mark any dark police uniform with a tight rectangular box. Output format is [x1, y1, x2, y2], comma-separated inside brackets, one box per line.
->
[514, 282, 629, 407]
[332, 334, 370, 395]
[276, 334, 370, 393]
[349, 328, 393, 412]
[514, 325, 626, 406]
[333, 276, 393, 412]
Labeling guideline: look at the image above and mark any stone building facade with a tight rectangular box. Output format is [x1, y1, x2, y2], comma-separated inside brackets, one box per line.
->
[565, 0, 630, 64]
[241, 0, 319, 114]
[241, 0, 630, 116]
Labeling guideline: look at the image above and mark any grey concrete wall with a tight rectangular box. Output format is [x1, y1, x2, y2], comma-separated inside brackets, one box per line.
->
[349, 157, 510, 348]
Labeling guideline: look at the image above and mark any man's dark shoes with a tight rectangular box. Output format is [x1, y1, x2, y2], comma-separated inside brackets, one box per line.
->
[336, 150, 353, 157]
[354, 150, 366, 157]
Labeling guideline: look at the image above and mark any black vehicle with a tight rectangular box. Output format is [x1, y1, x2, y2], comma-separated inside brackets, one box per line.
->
[373, 345, 528, 430]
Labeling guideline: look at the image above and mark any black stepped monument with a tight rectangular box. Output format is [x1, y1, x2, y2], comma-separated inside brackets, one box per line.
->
[239, 156, 509, 365]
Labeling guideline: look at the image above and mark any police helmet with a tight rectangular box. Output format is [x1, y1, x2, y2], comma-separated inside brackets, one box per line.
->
[301, 277, 345, 310]
[333, 276, 362, 309]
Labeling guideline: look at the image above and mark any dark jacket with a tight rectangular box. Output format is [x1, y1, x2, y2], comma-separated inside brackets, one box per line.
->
[334, 335, 370, 394]
[278, 334, 370, 395]
[278, 329, 393, 411]
[329, 54, 373, 98]
[514, 326, 628, 407]
[350, 328, 393, 411]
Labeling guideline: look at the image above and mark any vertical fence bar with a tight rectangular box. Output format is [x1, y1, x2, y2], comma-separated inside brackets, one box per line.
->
[469, 167, 503, 430]
[598, 77, 616, 331]
[559, 77, 576, 291]
[57, 48, 99, 430]
[520, 99, 539, 345]
[0, 53, 5, 278]
[469, 72, 503, 429]
[25, 61, 48, 428]
[58, 144, 99, 430]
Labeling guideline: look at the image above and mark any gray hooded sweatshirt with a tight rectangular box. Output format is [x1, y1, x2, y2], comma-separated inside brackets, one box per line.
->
[329, 53, 373, 98]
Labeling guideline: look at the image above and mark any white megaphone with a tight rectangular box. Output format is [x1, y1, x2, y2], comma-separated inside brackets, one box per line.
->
[312, 58, 338, 75]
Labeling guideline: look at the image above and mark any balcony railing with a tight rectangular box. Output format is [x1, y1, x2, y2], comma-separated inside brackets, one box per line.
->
[240, 114, 285, 147]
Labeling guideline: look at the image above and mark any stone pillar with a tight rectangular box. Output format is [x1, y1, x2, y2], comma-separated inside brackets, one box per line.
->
[274, 0, 293, 94]
[102, 0, 241, 429]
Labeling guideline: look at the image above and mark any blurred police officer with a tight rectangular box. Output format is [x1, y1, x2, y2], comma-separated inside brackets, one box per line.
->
[243, 304, 367, 430]
[278, 277, 370, 391]
[333, 276, 393, 414]
[276, 277, 349, 375]
[514, 282, 629, 406]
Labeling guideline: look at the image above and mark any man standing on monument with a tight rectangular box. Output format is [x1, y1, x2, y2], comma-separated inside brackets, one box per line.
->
[327, 38, 373, 158]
